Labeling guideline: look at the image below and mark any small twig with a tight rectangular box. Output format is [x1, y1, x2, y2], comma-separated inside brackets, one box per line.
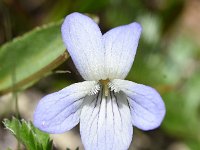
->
[53, 70, 71, 74]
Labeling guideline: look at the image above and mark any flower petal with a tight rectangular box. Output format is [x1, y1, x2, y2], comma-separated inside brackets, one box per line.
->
[103, 22, 142, 79]
[33, 81, 97, 133]
[80, 90, 133, 150]
[112, 79, 166, 131]
[61, 12, 105, 80]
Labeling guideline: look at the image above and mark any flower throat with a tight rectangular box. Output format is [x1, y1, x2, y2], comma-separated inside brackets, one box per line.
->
[99, 79, 110, 97]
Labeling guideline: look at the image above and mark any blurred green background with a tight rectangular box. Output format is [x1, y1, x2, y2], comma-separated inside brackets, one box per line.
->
[0, 0, 200, 150]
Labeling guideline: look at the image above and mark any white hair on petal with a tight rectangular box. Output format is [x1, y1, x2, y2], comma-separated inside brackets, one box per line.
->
[88, 83, 100, 95]
[108, 82, 120, 93]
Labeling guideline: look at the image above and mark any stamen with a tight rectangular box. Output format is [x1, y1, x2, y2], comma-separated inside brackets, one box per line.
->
[100, 79, 110, 97]
[89, 79, 120, 97]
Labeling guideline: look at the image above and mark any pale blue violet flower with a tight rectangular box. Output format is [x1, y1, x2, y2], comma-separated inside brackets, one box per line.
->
[34, 12, 166, 150]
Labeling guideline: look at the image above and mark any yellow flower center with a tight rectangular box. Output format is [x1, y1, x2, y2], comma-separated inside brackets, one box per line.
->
[99, 79, 110, 97]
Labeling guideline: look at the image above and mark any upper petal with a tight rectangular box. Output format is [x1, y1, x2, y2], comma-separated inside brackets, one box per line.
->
[103, 22, 142, 79]
[112, 79, 166, 131]
[61, 13, 105, 81]
[80, 90, 133, 150]
[33, 81, 97, 133]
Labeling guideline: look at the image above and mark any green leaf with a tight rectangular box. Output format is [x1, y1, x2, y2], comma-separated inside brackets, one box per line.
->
[3, 117, 53, 150]
[0, 21, 69, 94]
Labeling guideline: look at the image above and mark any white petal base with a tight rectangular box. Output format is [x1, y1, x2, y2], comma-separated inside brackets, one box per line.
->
[80, 90, 133, 150]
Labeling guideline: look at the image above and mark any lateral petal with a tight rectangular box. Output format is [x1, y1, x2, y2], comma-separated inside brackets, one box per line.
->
[103, 22, 142, 79]
[80, 90, 133, 150]
[112, 79, 166, 131]
[61, 12, 105, 80]
[33, 81, 97, 133]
